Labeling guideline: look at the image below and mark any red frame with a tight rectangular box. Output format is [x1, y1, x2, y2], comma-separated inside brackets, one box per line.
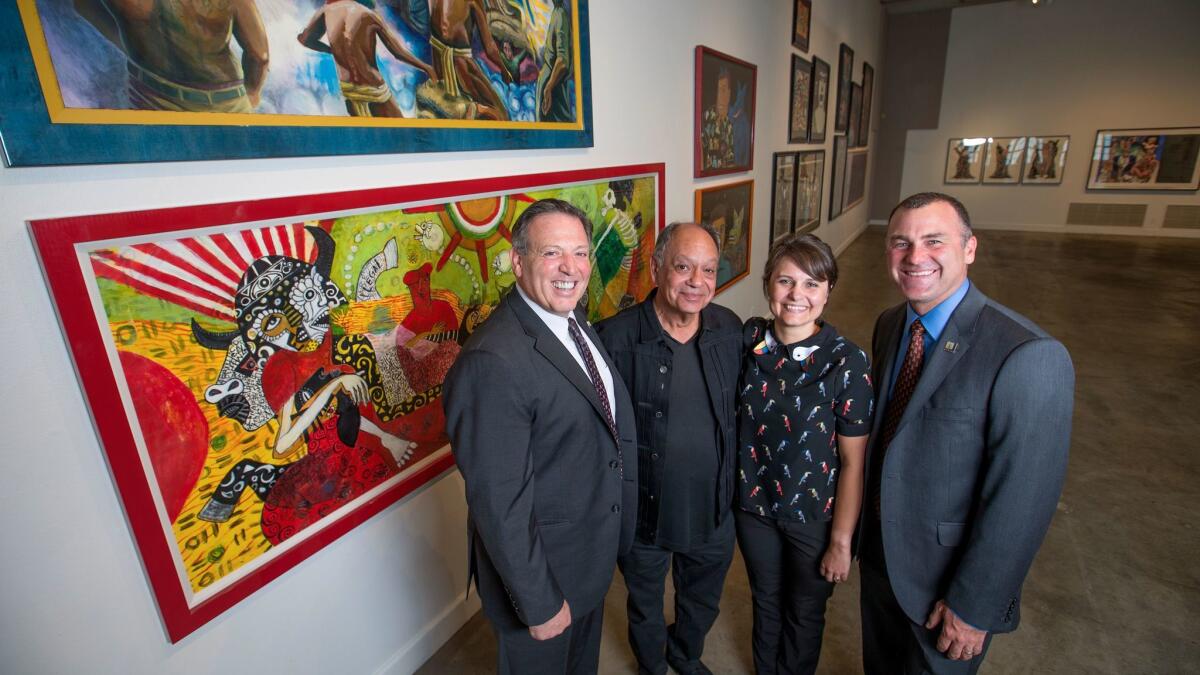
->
[29, 163, 665, 643]
[694, 46, 758, 178]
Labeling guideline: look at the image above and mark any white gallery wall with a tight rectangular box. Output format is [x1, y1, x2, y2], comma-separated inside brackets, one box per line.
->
[0, 1, 883, 672]
[898, 0, 1200, 236]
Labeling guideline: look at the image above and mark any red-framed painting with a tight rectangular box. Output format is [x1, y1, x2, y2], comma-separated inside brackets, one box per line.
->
[29, 163, 664, 642]
[695, 179, 754, 294]
[694, 46, 757, 178]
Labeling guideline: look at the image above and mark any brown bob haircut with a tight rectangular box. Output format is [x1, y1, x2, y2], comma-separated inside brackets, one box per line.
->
[761, 232, 839, 297]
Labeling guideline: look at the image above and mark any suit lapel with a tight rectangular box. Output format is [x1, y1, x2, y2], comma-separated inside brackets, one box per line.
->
[870, 306, 905, 441]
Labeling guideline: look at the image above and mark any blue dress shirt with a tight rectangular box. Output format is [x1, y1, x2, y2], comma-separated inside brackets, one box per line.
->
[889, 280, 971, 396]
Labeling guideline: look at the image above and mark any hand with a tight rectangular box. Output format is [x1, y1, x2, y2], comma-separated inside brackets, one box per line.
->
[819, 543, 851, 584]
[336, 374, 370, 404]
[424, 66, 438, 84]
[541, 88, 552, 116]
[529, 600, 571, 641]
[925, 600, 987, 661]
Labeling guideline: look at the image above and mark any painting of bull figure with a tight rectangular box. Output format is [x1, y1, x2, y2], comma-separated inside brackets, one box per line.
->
[30, 163, 663, 641]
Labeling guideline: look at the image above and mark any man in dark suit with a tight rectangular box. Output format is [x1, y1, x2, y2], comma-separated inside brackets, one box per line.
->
[443, 199, 637, 674]
[859, 192, 1074, 674]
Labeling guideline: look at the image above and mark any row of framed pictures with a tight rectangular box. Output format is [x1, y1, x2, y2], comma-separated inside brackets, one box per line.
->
[945, 136, 1069, 185]
[771, 151, 823, 241]
[788, 46, 873, 148]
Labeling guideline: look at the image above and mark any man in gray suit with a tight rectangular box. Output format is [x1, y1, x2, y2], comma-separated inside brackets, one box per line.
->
[443, 199, 637, 674]
[859, 192, 1073, 674]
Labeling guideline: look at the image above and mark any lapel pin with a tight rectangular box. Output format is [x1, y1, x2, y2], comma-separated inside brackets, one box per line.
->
[943, 341, 958, 353]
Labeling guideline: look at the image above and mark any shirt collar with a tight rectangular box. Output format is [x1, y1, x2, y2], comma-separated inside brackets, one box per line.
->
[904, 279, 970, 342]
[516, 283, 573, 333]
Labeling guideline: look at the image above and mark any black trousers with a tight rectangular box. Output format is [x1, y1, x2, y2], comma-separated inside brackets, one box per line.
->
[734, 510, 835, 675]
[859, 516, 992, 675]
[490, 602, 605, 675]
[618, 516, 735, 675]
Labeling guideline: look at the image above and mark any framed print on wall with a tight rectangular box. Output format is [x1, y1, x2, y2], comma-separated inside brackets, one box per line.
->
[945, 138, 985, 183]
[695, 46, 758, 178]
[1023, 136, 1069, 184]
[792, 0, 813, 52]
[859, 62, 874, 147]
[808, 57, 831, 144]
[772, 152, 798, 242]
[29, 162, 664, 642]
[844, 148, 869, 212]
[847, 83, 863, 148]
[696, 179, 754, 293]
[788, 55, 813, 144]
[834, 43, 854, 134]
[3, 0, 594, 166]
[795, 150, 825, 234]
[982, 137, 1026, 184]
[1086, 127, 1200, 191]
[830, 135, 848, 220]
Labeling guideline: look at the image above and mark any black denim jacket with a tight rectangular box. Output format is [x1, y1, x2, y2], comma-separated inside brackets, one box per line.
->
[595, 290, 742, 544]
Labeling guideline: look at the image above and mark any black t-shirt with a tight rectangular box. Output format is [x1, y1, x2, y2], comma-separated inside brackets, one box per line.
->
[658, 333, 720, 549]
[736, 318, 873, 524]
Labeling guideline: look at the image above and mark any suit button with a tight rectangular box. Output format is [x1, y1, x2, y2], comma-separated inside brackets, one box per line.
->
[612, 504, 621, 513]
[649, 495, 655, 501]
[609, 460, 619, 469]
[659, 365, 668, 373]
[655, 411, 663, 418]
[651, 453, 659, 460]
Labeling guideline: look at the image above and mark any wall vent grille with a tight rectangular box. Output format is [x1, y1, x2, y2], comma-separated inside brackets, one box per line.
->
[1066, 203, 1147, 227]
[1163, 205, 1200, 229]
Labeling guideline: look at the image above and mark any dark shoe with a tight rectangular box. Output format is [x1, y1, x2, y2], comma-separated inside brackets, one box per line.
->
[666, 656, 713, 675]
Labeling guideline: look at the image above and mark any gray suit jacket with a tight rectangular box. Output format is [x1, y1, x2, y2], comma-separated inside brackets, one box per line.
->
[863, 283, 1073, 633]
[443, 291, 637, 629]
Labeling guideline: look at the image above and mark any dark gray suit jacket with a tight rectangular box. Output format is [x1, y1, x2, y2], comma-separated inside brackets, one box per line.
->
[863, 283, 1073, 633]
[443, 291, 637, 629]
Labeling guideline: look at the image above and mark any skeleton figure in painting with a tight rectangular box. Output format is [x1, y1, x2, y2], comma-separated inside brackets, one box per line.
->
[425, 0, 515, 120]
[298, 0, 438, 118]
[74, 0, 269, 112]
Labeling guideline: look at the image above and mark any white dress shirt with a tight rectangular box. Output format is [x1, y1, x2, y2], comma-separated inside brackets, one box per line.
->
[515, 285, 617, 415]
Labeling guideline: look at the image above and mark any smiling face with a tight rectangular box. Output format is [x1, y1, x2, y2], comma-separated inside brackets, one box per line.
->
[768, 257, 829, 342]
[886, 201, 977, 315]
[511, 211, 592, 316]
[652, 224, 719, 322]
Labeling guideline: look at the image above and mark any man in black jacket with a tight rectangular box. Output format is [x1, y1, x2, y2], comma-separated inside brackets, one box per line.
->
[596, 222, 741, 675]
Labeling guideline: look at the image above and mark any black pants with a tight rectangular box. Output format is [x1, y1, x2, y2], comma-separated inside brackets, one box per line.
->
[734, 510, 835, 675]
[618, 516, 735, 675]
[859, 516, 992, 675]
[491, 602, 605, 675]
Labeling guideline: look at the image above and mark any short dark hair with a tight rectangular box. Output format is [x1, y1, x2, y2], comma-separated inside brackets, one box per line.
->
[762, 233, 838, 297]
[888, 192, 973, 241]
[653, 221, 721, 266]
[510, 199, 593, 255]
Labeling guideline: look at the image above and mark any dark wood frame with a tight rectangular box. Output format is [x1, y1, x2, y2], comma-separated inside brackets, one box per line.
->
[795, 149, 825, 233]
[771, 152, 799, 242]
[859, 62, 875, 148]
[694, 46, 759, 178]
[835, 43, 854, 134]
[809, 57, 831, 144]
[788, 55, 814, 144]
[792, 0, 813, 52]
[830, 135, 848, 220]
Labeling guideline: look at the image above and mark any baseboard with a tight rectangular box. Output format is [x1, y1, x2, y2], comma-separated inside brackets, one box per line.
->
[833, 221, 872, 257]
[373, 590, 482, 675]
[970, 221, 1200, 239]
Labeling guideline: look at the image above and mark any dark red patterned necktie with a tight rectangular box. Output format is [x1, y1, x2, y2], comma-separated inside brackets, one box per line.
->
[872, 318, 925, 515]
[568, 318, 622, 474]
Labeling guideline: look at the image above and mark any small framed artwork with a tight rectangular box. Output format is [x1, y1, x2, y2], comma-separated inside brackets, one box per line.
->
[847, 83, 864, 148]
[696, 180, 755, 293]
[795, 150, 825, 233]
[1023, 136, 1069, 184]
[1086, 127, 1200, 191]
[860, 62, 874, 147]
[830, 136, 848, 220]
[982, 137, 1026, 184]
[695, 46, 758, 178]
[772, 153, 798, 242]
[844, 148, 869, 212]
[789, 55, 814, 144]
[835, 43, 854, 134]
[945, 138, 985, 183]
[793, 0, 813, 52]
[809, 57, 831, 143]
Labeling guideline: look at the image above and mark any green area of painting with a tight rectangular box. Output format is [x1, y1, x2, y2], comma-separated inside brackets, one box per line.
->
[96, 276, 235, 329]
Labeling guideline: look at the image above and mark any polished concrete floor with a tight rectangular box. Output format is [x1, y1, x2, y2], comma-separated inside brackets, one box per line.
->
[418, 227, 1200, 674]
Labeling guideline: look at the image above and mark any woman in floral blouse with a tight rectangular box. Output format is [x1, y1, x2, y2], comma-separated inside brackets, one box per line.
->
[735, 233, 874, 674]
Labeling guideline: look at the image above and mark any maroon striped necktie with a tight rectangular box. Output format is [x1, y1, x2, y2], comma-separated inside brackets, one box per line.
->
[567, 318, 623, 474]
[872, 318, 926, 515]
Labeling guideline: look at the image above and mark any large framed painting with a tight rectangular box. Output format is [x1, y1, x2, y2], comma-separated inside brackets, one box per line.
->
[830, 135, 848, 221]
[1086, 127, 1200, 191]
[795, 150, 825, 234]
[771, 152, 798, 243]
[792, 0, 813, 52]
[1023, 135, 1069, 184]
[695, 46, 758, 178]
[859, 62, 874, 147]
[844, 148, 868, 212]
[847, 83, 863, 148]
[788, 55, 813, 144]
[809, 57, 831, 144]
[696, 180, 754, 293]
[3, 0, 593, 166]
[982, 137, 1026, 184]
[945, 138, 985, 184]
[29, 163, 664, 642]
[834, 43, 854, 134]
